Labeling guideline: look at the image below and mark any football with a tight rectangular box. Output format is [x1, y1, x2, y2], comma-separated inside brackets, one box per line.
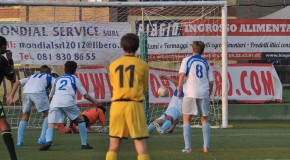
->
[158, 86, 168, 97]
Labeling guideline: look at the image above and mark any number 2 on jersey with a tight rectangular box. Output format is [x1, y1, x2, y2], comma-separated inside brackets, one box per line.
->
[115, 65, 135, 88]
[58, 80, 68, 90]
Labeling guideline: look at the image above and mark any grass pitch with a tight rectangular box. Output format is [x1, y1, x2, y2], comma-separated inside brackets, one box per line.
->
[0, 120, 290, 160]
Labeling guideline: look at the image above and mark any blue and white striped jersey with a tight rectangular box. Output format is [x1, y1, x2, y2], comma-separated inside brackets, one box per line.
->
[20, 73, 53, 94]
[179, 54, 214, 98]
[167, 89, 184, 116]
[49, 74, 87, 108]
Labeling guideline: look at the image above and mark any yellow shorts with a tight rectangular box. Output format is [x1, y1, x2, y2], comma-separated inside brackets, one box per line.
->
[109, 101, 149, 139]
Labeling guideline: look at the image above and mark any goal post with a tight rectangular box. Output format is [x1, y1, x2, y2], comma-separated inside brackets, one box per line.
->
[0, 1, 228, 129]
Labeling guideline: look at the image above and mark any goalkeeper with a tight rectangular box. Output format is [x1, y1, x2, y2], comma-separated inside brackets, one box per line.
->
[57, 106, 107, 133]
[147, 74, 184, 135]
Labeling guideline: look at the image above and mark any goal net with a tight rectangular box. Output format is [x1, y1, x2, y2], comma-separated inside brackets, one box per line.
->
[0, 1, 228, 129]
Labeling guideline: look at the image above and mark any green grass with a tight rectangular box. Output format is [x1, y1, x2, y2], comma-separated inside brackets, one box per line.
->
[1, 121, 290, 160]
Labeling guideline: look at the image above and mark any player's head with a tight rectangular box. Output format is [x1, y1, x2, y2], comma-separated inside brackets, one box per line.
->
[51, 72, 59, 78]
[40, 65, 51, 74]
[97, 106, 106, 115]
[120, 33, 139, 55]
[192, 41, 205, 55]
[0, 36, 7, 54]
[65, 61, 77, 74]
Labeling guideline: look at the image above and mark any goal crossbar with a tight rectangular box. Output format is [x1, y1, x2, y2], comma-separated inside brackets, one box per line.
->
[1, 1, 227, 7]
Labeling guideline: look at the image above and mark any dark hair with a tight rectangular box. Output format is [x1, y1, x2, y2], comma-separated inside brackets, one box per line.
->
[0, 36, 7, 47]
[40, 65, 51, 74]
[51, 73, 59, 78]
[65, 61, 77, 74]
[97, 106, 106, 114]
[120, 33, 139, 54]
[192, 41, 205, 55]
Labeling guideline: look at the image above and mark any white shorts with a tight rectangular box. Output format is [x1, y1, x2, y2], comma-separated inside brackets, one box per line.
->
[182, 97, 210, 116]
[157, 107, 182, 122]
[48, 105, 81, 123]
[22, 93, 49, 113]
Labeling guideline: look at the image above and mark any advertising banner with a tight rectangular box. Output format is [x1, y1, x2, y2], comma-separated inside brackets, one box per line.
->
[73, 64, 282, 104]
[0, 22, 131, 65]
[135, 19, 290, 61]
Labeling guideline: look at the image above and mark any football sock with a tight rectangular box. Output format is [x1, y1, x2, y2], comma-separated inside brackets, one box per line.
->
[45, 128, 54, 142]
[147, 124, 155, 133]
[106, 151, 117, 160]
[78, 122, 87, 145]
[202, 122, 210, 148]
[138, 154, 150, 160]
[183, 123, 191, 149]
[2, 131, 18, 160]
[161, 120, 172, 133]
[17, 120, 27, 143]
[39, 117, 48, 140]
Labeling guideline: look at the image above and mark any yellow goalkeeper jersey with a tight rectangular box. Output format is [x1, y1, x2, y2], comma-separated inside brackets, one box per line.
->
[109, 56, 149, 102]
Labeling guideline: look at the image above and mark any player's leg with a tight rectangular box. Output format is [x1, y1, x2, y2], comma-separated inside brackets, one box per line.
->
[39, 107, 62, 151]
[147, 115, 164, 134]
[66, 106, 92, 149]
[160, 115, 173, 134]
[0, 102, 17, 160]
[182, 114, 192, 153]
[126, 102, 150, 159]
[106, 102, 128, 160]
[146, 123, 155, 133]
[199, 98, 210, 152]
[38, 110, 48, 144]
[106, 137, 121, 160]
[134, 139, 150, 160]
[160, 107, 177, 133]
[16, 112, 29, 146]
[16, 93, 32, 146]
[31, 93, 50, 144]
[181, 97, 196, 153]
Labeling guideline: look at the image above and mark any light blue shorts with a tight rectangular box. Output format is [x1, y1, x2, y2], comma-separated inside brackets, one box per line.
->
[182, 97, 210, 116]
[48, 105, 81, 123]
[157, 107, 182, 122]
[22, 93, 49, 113]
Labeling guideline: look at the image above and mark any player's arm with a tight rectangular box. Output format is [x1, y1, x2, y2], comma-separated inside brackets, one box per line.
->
[177, 58, 187, 98]
[6, 77, 28, 105]
[2, 50, 16, 83]
[177, 73, 185, 98]
[6, 80, 21, 105]
[83, 93, 98, 105]
[48, 81, 57, 102]
[76, 78, 98, 105]
[208, 65, 214, 96]
[159, 75, 178, 86]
